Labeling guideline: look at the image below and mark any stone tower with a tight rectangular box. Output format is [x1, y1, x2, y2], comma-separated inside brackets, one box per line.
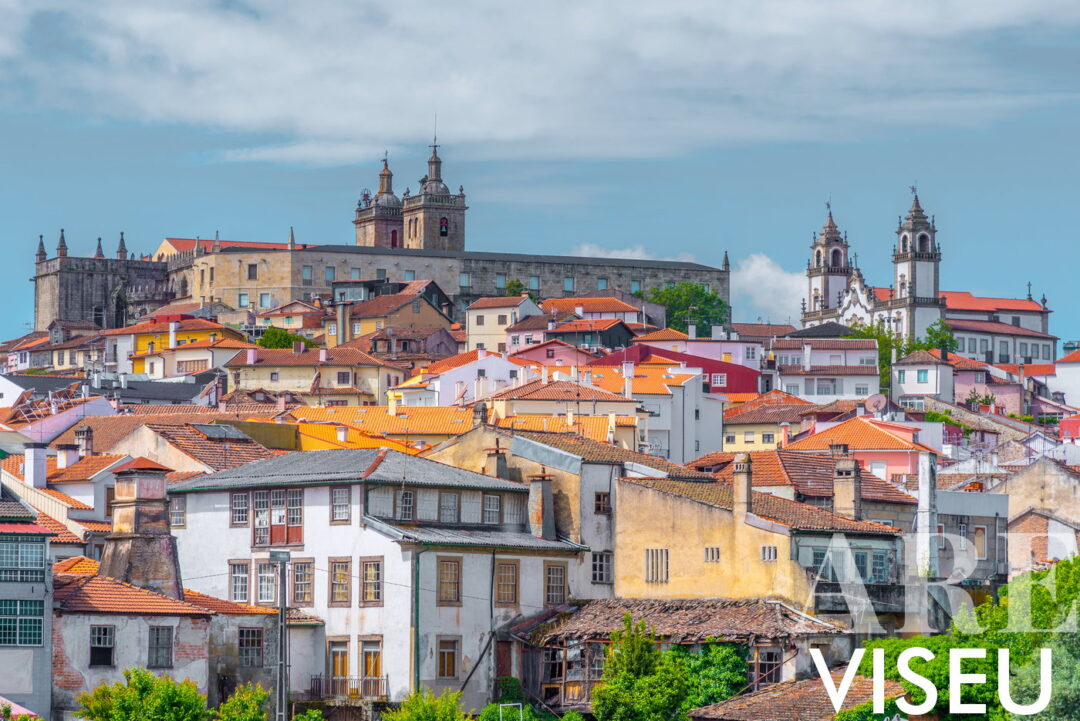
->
[98, 458, 185, 599]
[354, 158, 404, 248]
[891, 192, 944, 338]
[401, 143, 468, 251]
[806, 209, 853, 313]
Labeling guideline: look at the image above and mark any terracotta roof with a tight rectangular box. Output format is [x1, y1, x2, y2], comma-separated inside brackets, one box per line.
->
[945, 318, 1056, 339]
[996, 363, 1056, 376]
[778, 364, 879, 376]
[508, 430, 713, 480]
[924, 348, 990, 370]
[344, 293, 433, 319]
[100, 317, 236, 336]
[531, 597, 844, 646]
[53, 574, 212, 616]
[509, 338, 599, 358]
[799, 399, 867, 416]
[130, 337, 258, 358]
[144, 301, 202, 316]
[163, 237, 292, 253]
[939, 290, 1046, 313]
[181, 588, 279, 615]
[144, 424, 275, 471]
[540, 297, 639, 314]
[34, 512, 83, 544]
[0, 454, 127, 484]
[50, 413, 277, 452]
[487, 379, 637, 403]
[722, 404, 812, 425]
[0, 522, 55, 535]
[769, 338, 878, 350]
[895, 349, 950, 365]
[467, 295, 532, 310]
[73, 519, 113, 533]
[37, 488, 92, 510]
[53, 556, 101, 574]
[423, 349, 535, 375]
[496, 415, 637, 442]
[730, 322, 796, 339]
[506, 312, 577, 333]
[286, 405, 475, 435]
[728, 389, 813, 412]
[577, 365, 701, 396]
[166, 470, 205, 484]
[689, 672, 903, 720]
[1058, 349, 1080, 364]
[547, 318, 625, 333]
[631, 328, 689, 342]
[621, 476, 901, 534]
[111, 457, 174, 473]
[784, 417, 936, 453]
[696, 450, 916, 504]
[224, 346, 394, 368]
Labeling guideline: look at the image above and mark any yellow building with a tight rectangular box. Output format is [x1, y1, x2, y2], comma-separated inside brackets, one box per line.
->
[324, 293, 452, 347]
[224, 346, 407, 406]
[717, 390, 814, 451]
[102, 317, 247, 374]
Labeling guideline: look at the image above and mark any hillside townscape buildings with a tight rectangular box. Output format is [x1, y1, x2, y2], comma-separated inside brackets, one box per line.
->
[2, 149, 1077, 721]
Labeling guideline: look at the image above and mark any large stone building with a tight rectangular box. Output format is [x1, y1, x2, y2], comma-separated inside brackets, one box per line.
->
[32, 148, 729, 330]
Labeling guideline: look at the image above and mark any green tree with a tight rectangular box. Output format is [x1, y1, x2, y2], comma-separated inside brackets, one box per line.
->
[382, 688, 472, 721]
[645, 283, 728, 333]
[667, 643, 747, 715]
[592, 615, 692, 721]
[76, 667, 210, 721]
[213, 684, 268, 721]
[504, 279, 527, 297]
[257, 326, 315, 349]
[924, 319, 959, 352]
[605, 614, 662, 678]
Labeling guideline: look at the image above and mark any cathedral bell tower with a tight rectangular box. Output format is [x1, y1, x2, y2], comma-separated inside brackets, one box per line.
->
[805, 207, 853, 316]
[891, 190, 943, 338]
[354, 157, 405, 248]
[401, 141, 467, 251]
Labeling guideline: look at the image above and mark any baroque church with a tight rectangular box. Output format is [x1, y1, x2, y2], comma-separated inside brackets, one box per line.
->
[801, 192, 948, 339]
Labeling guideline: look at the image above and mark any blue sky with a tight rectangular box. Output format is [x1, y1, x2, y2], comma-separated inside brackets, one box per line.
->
[1, 1, 1079, 343]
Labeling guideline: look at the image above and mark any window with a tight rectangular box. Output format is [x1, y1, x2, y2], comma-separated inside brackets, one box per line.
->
[597, 278, 608, 290]
[169, 496, 186, 528]
[743, 432, 755, 443]
[329, 558, 351, 606]
[594, 492, 612, 515]
[439, 492, 460, 523]
[0, 539, 45, 582]
[239, 628, 263, 667]
[302, 265, 313, 285]
[247, 263, 258, 280]
[973, 526, 988, 560]
[750, 647, 782, 689]
[545, 562, 568, 604]
[459, 272, 471, 288]
[269, 371, 280, 382]
[404, 269, 415, 281]
[628, 280, 640, 295]
[974, 371, 986, 383]
[762, 433, 775, 445]
[482, 494, 501, 524]
[230, 562, 249, 602]
[495, 273, 507, 289]
[761, 545, 778, 562]
[292, 561, 313, 605]
[645, 549, 668, 583]
[855, 384, 869, 396]
[238, 292, 249, 308]
[361, 558, 383, 606]
[90, 625, 115, 666]
[563, 277, 575, 292]
[495, 560, 519, 606]
[746, 346, 757, 359]
[724, 433, 736, 445]
[528, 276, 540, 291]
[437, 638, 460, 678]
[474, 314, 485, 327]
[257, 563, 276, 604]
[591, 552, 613, 584]
[711, 373, 727, 387]
[437, 558, 462, 605]
[546, 348, 555, 358]
[497, 314, 508, 326]
[917, 369, 929, 383]
[704, 547, 721, 563]
[361, 639, 382, 685]
[148, 626, 173, 668]
[397, 490, 414, 520]
[324, 266, 336, 283]
[331, 487, 351, 523]
[336, 371, 351, 386]
[259, 293, 271, 308]
[350, 267, 361, 280]
[0, 600, 44, 646]
[1020, 342, 1028, 357]
[871, 551, 888, 583]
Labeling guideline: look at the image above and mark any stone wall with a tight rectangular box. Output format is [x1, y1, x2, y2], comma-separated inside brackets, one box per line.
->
[33, 256, 173, 330]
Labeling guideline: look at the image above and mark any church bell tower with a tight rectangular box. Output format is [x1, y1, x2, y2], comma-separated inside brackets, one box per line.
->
[805, 207, 852, 316]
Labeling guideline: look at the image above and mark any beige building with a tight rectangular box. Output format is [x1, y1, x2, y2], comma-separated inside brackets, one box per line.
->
[224, 346, 406, 406]
[465, 294, 541, 352]
[324, 293, 452, 348]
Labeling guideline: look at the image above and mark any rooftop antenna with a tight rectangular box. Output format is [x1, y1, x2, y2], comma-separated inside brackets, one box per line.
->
[430, 113, 439, 153]
[909, 182, 918, 196]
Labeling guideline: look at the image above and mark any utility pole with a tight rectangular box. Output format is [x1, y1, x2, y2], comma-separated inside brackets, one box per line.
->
[270, 550, 291, 721]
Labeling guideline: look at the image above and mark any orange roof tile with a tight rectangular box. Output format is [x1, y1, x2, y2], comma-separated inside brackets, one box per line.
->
[467, 295, 532, 310]
[423, 349, 535, 375]
[181, 588, 278, 615]
[939, 290, 1046, 313]
[53, 556, 101, 574]
[100, 317, 237, 337]
[487, 379, 638, 403]
[547, 318, 624, 333]
[53, 574, 211, 616]
[0, 454, 128, 484]
[287, 405, 475, 436]
[144, 424, 274, 471]
[945, 318, 1055, 339]
[583, 365, 701, 396]
[1059, 349, 1080, 364]
[996, 363, 1056, 376]
[496, 415, 637, 442]
[224, 346, 396, 368]
[38, 488, 92, 510]
[73, 519, 112, 533]
[129, 337, 258, 359]
[35, 512, 83, 544]
[541, 297, 639, 314]
[631, 327, 689, 342]
[111, 457, 174, 473]
[163, 237, 292, 253]
[49, 413, 275, 451]
[784, 416, 936, 453]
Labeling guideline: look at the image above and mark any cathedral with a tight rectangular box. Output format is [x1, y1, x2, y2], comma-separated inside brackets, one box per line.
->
[801, 192, 947, 339]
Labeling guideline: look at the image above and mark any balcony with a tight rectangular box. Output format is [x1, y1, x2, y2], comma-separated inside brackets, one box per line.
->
[306, 675, 388, 703]
[813, 581, 905, 614]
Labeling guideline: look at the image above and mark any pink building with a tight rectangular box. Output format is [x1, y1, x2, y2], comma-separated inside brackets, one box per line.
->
[510, 339, 599, 366]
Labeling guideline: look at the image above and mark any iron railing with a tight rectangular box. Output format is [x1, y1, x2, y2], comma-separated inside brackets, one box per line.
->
[307, 675, 388, 701]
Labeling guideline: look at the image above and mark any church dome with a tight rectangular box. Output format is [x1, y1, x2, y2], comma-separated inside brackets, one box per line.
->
[375, 190, 402, 208]
[421, 178, 450, 195]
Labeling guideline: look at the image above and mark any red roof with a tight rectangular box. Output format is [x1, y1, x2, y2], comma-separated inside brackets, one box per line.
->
[541, 297, 639, 314]
[53, 574, 211, 616]
[35, 513, 83, 544]
[939, 290, 1046, 313]
[423, 349, 535, 375]
[0, 522, 55, 535]
[467, 295, 531, 310]
[548, 318, 625, 333]
[996, 363, 1056, 376]
[164, 238, 293, 253]
[633, 328, 689, 342]
[111, 457, 174, 473]
[101, 317, 237, 337]
[945, 318, 1056, 339]
[1059, 349, 1080, 364]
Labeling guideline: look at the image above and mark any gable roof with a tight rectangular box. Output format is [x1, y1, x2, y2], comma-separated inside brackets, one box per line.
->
[487, 379, 636, 403]
[540, 297, 639, 314]
[224, 346, 394, 368]
[496, 415, 636, 442]
[344, 293, 442, 320]
[722, 404, 816, 425]
[945, 318, 1056, 339]
[423, 349, 536, 375]
[505, 311, 578, 333]
[143, 424, 275, 471]
[35, 512, 84, 544]
[784, 321, 853, 338]
[770, 338, 877, 350]
[621, 476, 901, 534]
[285, 405, 475, 436]
[632, 328, 689, 342]
[784, 416, 936, 453]
[49, 412, 279, 452]
[939, 290, 1046, 313]
[730, 322, 797, 340]
[0, 454, 127, 484]
[467, 295, 532, 310]
[575, 365, 702, 396]
[689, 672, 903, 720]
[547, 318, 627, 334]
[100, 317, 236, 337]
[895, 349, 950, 366]
[53, 574, 212, 616]
[509, 338, 599, 358]
[507, 429, 712, 480]
[996, 363, 1057, 377]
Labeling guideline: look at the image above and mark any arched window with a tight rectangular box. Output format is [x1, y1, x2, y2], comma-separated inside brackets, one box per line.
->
[831, 248, 842, 267]
[439, 217, 449, 237]
[815, 250, 823, 267]
[179, 278, 189, 297]
[390, 230, 398, 248]
[918, 234, 929, 252]
[899, 282, 907, 298]
[901, 235, 909, 253]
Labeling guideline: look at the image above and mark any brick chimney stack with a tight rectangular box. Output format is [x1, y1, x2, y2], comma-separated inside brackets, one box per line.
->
[732, 452, 752, 521]
[832, 457, 862, 520]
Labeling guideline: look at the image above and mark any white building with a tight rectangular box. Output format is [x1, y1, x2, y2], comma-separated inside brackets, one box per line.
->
[891, 350, 956, 407]
[168, 449, 585, 710]
[770, 339, 880, 403]
[393, 349, 541, 406]
[465, 295, 542, 353]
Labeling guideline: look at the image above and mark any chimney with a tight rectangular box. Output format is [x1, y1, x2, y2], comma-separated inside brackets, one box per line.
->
[25, 443, 48, 489]
[732, 453, 752, 520]
[336, 301, 351, 346]
[527, 472, 556, 540]
[711, 324, 725, 340]
[541, 366, 549, 385]
[832, 458, 862, 520]
[276, 393, 287, 411]
[915, 451, 938, 578]
[802, 343, 812, 372]
[218, 400, 227, 412]
[388, 394, 398, 417]
[570, 366, 579, 382]
[74, 425, 94, 457]
[478, 349, 488, 360]
[687, 323, 697, 339]
[319, 347, 328, 362]
[292, 340, 305, 354]
[246, 347, 257, 365]
[99, 460, 185, 600]
[779, 422, 790, 448]
[119, 374, 128, 390]
[566, 407, 575, 428]
[336, 425, 349, 443]
[621, 361, 634, 398]
[56, 443, 80, 470]
[168, 321, 179, 349]
[607, 412, 617, 444]
[575, 305, 584, 317]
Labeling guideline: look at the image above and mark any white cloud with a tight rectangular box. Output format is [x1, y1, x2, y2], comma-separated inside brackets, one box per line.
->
[3, 1, 1079, 164]
[568, 243, 697, 263]
[730, 253, 804, 324]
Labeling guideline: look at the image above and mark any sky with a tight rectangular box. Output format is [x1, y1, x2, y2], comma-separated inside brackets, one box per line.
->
[1, 1, 1079, 341]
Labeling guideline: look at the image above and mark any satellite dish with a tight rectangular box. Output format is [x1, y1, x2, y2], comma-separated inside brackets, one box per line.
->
[865, 394, 888, 413]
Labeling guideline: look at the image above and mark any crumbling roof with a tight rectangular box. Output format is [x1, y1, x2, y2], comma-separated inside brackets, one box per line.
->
[509, 429, 713, 480]
[53, 574, 212, 616]
[688, 672, 903, 720]
[530, 598, 845, 645]
[144, 423, 275, 471]
[505, 311, 578, 333]
[49, 412, 277, 451]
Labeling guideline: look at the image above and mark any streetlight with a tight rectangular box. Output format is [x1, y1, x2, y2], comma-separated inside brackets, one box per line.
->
[269, 549, 291, 721]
